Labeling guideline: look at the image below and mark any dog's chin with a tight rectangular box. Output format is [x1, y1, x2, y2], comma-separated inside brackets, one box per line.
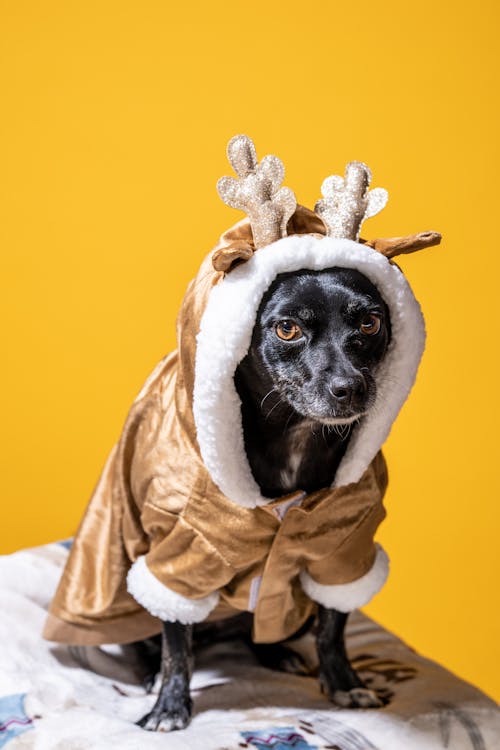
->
[308, 411, 368, 426]
[311, 411, 368, 425]
[287, 399, 370, 426]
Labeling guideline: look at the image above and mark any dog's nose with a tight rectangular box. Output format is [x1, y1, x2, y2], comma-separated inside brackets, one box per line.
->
[329, 376, 366, 404]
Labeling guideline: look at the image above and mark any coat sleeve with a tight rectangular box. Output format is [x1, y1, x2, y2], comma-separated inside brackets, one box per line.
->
[299, 452, 390, 613]
[299, 503, 389, 613]
[126, 504, 235, 624]
[122, 358, 235, 625]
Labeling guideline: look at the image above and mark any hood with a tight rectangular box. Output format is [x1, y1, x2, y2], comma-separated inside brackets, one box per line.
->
[185, 217, 424, 509]
[171, 135, 440, 509]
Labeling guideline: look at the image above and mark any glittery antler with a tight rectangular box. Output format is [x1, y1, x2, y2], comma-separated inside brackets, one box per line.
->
[315, 162, 388, 241]
[217, 135, 297, 249]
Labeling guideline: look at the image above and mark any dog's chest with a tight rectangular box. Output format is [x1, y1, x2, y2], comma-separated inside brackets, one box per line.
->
[279, 421, 314, 491]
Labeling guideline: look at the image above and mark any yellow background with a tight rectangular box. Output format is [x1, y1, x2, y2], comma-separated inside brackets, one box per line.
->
[2, 0, 499, 701]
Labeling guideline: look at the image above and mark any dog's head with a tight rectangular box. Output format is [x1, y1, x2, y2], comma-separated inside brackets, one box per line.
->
[239, 267, 391, 425]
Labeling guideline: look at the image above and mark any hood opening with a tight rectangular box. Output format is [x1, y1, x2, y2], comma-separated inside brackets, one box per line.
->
[193, 233, 425, 509]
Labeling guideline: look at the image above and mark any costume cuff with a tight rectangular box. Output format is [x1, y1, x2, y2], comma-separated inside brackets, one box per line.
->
[126, 555, 220, 624]
[299, 544, 389, 612]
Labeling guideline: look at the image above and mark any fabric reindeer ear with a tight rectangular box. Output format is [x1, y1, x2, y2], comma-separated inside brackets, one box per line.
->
[361, 231, 442, 259]
[212, 239, 255, 273]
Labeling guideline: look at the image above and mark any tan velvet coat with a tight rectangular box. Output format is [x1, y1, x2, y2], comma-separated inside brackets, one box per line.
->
[44, 209, 411, 646]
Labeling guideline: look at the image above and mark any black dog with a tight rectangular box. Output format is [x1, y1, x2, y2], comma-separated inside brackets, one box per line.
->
[137, 266, 391, 731]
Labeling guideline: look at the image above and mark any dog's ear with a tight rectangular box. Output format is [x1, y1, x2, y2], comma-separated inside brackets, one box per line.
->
[212, 239, 255, 273]
[362, 231, 441, 260]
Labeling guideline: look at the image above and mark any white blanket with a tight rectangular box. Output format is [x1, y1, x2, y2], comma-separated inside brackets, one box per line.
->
[0, 542, 499, 750]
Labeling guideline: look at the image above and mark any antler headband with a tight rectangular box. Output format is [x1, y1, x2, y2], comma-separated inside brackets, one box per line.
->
[214, 135, 441, 272]
[315, 162, 388, 241]
[216, 135, 296, 248]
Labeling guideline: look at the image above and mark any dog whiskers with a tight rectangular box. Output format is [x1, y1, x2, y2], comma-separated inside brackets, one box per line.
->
[332, 422, 352, 440]
[260, 388, 278, 411]
[282, 407, 296, 436]
[264, 397, 286, 421]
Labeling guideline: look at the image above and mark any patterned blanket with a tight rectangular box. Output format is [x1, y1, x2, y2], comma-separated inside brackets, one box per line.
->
[1, 541, 499, 749]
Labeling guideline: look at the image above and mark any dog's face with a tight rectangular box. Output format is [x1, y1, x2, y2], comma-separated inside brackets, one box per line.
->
[243, 267, 391, 425]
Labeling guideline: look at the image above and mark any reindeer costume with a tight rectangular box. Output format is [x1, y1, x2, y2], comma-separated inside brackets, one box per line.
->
[44, 136, 440, 646]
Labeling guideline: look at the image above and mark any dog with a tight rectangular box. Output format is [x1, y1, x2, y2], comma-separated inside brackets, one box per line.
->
[43, 135, 438, 734]
[135, 265, 391, 731]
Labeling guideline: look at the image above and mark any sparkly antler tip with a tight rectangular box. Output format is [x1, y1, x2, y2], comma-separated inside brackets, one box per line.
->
[315, 161, 388, 241]
[226, 134, 257, 178]
[216, 134, 297, 249]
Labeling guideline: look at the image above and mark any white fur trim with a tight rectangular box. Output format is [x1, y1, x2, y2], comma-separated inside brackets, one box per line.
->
[193, 234, 425, 508]
[126, 555, 219, 624]
[299, 544, 390, 612]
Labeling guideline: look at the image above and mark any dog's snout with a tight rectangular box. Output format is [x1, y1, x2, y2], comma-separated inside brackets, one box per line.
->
[329, 376, 366, 405]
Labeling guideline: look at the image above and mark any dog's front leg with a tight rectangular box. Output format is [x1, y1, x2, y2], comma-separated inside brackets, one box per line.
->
[137, 621, 193, 732]
[316, 606, 383, 708]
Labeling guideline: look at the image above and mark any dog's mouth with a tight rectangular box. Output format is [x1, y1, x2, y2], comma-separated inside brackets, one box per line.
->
[262, 375, 376, 429]
[310, 411, 368, 426]
[286, 390, 373, 426]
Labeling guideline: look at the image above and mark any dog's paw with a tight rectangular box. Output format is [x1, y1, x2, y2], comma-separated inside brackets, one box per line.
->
[136, 705, 191, 732]
[331, 687, 384, 709]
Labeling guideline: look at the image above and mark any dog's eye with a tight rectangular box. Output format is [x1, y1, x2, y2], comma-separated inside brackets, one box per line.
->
[360, 314, 381, 335]
[275, 320, 303, 341]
